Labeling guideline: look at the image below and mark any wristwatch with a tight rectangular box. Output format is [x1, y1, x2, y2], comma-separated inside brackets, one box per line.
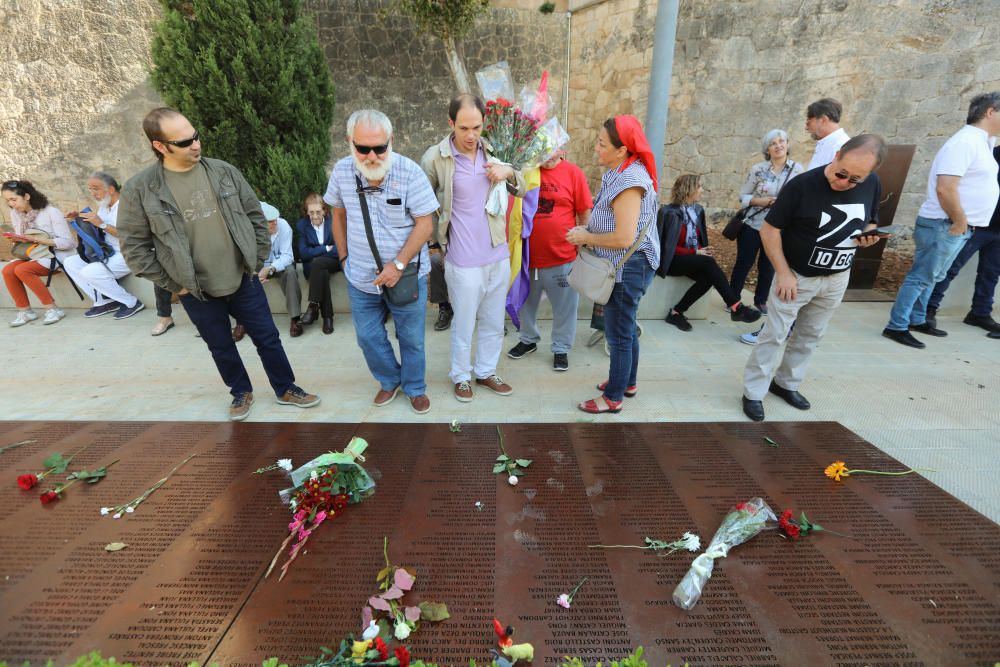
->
[98, 222, 108, 230]
[392, 258, 405, 271]
[268, 266, 276, 277]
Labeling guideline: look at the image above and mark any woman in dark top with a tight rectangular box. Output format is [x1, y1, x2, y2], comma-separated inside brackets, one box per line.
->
[660, 174, 761, 331]
[296, 192, 341, 334]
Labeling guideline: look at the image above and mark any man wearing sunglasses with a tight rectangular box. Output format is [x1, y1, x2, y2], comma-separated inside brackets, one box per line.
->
[884, 92, 1000, 348]
[742, 134, 887, 421]
[118, 107, 321, 421]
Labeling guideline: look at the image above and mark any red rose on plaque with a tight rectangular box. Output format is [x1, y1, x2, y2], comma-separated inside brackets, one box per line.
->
[17, 474, 38, 490]
[39, 491, 59, 505]
[394, 646, 411, 667]
[373, 637, 388, 661]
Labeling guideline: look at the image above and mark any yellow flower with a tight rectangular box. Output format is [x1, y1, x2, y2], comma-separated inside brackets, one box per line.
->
[824, 461, 849, 481]
[351, 639, 372, 663]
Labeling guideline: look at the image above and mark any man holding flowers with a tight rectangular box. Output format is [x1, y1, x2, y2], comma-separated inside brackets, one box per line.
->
[421, 94, 527, 403]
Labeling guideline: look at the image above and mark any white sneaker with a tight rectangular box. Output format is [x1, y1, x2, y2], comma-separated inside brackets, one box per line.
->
[739, 328, 761, 346]
[42, 308, 65, 325]
[10, 310, 38, 327]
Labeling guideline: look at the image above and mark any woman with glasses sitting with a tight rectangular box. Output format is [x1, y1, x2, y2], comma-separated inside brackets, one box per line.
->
[2, 180, 76, 326]
[296, 192, 341, 334]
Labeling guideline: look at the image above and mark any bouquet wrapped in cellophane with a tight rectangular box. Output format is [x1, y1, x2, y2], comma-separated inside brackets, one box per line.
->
[672, 497, 775, 610]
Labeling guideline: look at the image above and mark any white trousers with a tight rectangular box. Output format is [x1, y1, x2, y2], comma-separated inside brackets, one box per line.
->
[62, 253, 138, 307]
[743, 269, 849, 400]
[445, 257, 510, 384]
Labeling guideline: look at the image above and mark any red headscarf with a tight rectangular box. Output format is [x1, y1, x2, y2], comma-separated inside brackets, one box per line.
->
[613, 115, 658, 193]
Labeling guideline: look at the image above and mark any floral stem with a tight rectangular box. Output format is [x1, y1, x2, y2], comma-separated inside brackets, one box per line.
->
[588, 544, 651, 549]
[0, 439, 34, 455]
[497, 425, 507, 457]
[847, 467, 935, 476]
[567, 576, 588, 600]
[383, 535, 390, 568]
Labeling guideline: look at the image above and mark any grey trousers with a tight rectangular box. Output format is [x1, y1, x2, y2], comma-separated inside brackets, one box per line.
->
[272, 267, 303, 319]
[743, 269, 849, 400]
[517, 261, 579, 354]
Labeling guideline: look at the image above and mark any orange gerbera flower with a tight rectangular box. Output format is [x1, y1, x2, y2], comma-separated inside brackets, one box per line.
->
[824, 461, 849, 481]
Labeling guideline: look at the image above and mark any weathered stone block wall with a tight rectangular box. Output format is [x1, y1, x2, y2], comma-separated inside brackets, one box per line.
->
[0, 0, 164, 225]
[308, 0, 568, 165]
[567, 0, 1000, 246]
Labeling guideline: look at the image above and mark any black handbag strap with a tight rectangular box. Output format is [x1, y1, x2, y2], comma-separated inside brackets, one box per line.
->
[354, 175, 419, 273]
[744, 160, 797, 220]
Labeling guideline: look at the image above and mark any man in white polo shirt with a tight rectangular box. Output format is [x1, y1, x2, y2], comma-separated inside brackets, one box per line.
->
[883, 92, 1000, 348]
[806, 98, 851, 170]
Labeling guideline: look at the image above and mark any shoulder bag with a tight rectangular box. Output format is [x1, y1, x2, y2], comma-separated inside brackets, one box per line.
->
[11, 228, 54, 262]
[355, 175, 420, 306]
[568, 216, 656, 305]
[723, 161, 797, 241]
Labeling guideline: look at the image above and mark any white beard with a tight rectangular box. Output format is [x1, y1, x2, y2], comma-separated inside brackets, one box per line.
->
[99, 195, 112, 209]
[354, 150, 393, 182]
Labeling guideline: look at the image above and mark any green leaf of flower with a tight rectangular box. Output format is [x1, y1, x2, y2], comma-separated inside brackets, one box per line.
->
[496, 454, 509, 462]
[764, 436, 779, 447]
[492, 463, 507, 474]
[644, 537, 670, 550]
[515, 458, 532, 467]
[43, 453, 70, 473]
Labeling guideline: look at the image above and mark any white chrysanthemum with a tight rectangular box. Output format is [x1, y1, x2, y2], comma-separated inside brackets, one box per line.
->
[113, 513, 122, 519]
[125, 506, 135, 513]
[277, 458, 292, 471]
[679, 532, 700, 552]
[394, 621, 411, 640]
[100, 507, 110, 515]
[310, 470, 319, 481]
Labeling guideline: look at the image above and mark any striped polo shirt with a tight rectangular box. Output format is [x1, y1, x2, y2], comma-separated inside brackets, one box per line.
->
[588, 161, 660, 281]
[324, 153, 440, 294]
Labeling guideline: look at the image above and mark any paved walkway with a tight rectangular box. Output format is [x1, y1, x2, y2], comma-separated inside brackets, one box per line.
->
[4, 291, 998, 523]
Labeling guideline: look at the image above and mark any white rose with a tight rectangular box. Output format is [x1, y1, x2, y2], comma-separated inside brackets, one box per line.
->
[508, 475, 519, 486]
[394, 621, 411, 640]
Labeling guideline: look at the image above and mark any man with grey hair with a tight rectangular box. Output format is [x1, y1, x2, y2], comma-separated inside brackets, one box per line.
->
[805, 98, 851, 170]
[742, 134, 887, 421]
[883, 92, 1000, 348]
[62, 171, 145, 319]
[326, 109, 439, 414]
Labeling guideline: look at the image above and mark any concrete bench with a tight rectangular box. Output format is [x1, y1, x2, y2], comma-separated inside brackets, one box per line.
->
[0, 260, 705, 320]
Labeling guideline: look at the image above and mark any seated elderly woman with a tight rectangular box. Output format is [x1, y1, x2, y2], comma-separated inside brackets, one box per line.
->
[659, 174, 761, 332]
[296, 192, 341, 334]
[2, 180, 76, 326]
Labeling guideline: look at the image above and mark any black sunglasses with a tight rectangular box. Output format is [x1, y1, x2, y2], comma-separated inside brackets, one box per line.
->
[833, 170, 867, 185]
[353, 142, 389, 156]
[161, 131, 200, 148]
[356, 184, 384, 195]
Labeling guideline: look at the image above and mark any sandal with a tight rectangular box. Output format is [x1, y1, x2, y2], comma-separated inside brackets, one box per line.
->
[578, 395, 623, 414]
[597, 380, 638, 398]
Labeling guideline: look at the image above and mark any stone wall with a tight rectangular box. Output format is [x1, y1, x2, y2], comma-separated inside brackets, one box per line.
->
[566, 0, 1000, 246]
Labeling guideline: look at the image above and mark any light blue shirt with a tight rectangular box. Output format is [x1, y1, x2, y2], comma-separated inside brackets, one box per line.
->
[324, 153, 439, 294]
[264, 217, 295, 273]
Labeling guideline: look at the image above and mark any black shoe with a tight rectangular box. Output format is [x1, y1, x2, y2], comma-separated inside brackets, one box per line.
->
[507, 341, 537, 359]
[665, 310, 692, 332]
[434, 304, 454, 331]
[742, 396, 764, 422]
[301, 302, 319, 325]
[925, 306, 938, 329]
[882, 327, 926, 349]
[768, 381, 811, 410]
[909, 322, 947, 337]
[731, 303, 762, 323]
[989, 330, 1000, 339]
[553, 353, 569, 371]
[963, 311, 1000, 333]
[322, 316, 334, 335]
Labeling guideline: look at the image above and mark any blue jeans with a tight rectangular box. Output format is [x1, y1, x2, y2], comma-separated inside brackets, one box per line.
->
[729, 225, 774, 308]
[928, 226, 1000, 317]
[602, 254, 654, 402]
[179, 274, 295, 397]
[347, 276, 428, 397]
[887, 216, 972, 331]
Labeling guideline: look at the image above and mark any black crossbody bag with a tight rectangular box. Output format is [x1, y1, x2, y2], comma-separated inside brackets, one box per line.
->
[355, 175, 421, 306]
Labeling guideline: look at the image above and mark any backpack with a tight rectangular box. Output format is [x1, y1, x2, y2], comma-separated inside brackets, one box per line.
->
[71, 218, 115, 264]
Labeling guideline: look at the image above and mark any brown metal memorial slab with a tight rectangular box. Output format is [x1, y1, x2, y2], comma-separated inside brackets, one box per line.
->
[1, 421, 998, 666]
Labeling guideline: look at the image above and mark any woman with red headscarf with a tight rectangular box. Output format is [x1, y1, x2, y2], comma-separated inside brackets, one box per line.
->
[566, 116, 660, 413]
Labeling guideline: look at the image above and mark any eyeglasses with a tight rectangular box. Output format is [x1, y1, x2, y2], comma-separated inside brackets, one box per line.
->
[161, 131, 200, 148]
[353, 142, 389, 156]
[832, 170, 867, 185]
[356, 184, 384, 195]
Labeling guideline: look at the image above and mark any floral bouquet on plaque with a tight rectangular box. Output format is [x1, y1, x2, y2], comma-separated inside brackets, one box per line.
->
[266, 437, 375, 581]
[672, 497, 776, 610]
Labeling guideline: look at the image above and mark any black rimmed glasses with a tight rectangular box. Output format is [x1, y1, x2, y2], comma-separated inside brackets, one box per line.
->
[353, 142, 389, 155]
[161, 131, 200, 148]
[832, 170, 868, 185]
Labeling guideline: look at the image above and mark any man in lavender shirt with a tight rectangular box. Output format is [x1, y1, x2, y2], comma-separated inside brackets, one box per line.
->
[421, 94, 527, 402]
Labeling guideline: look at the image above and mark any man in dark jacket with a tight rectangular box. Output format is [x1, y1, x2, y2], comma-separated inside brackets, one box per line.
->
[118, 107, 320, 421]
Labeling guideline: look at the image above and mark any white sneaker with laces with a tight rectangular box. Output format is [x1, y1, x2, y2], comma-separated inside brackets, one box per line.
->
[739, 327, 761, 346]
[42, 308, 65, 325]
[10, 310, 38, 327]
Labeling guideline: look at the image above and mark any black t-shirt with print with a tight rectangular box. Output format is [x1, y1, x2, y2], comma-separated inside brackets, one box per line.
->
[765, 166, 882, 276]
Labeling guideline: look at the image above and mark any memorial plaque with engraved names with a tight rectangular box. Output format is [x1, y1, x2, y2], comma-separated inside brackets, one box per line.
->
[1, 421, 998, 666]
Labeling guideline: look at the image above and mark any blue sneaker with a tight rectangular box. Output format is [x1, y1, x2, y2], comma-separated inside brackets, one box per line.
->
[85, 302, 121, 318]
[113, 301, 146, 320]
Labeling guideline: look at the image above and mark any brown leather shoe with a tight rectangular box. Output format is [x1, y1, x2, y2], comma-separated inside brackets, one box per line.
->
[409, 394, 431, 414]
[301, 302, 319, 325]
[454, 381, 473, 402]
[322, 316, 334, 334]
[229, 391, 254, 421]
[374, 386, 399, 407]
[289, 317, 303, 337]
[231, 324, 246, 342]
[475, 375, 513, 396]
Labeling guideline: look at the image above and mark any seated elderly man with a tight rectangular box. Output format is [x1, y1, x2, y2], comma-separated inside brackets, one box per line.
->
[255, 201, 304, 338]
[62, 172, 145, 319]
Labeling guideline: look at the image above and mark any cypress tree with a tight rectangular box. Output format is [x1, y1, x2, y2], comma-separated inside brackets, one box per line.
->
[150, 0, 335, 221]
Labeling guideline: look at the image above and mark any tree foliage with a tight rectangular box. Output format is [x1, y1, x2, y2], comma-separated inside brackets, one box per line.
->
[392, 0, 490, 93]
[150, 0, 335, 220]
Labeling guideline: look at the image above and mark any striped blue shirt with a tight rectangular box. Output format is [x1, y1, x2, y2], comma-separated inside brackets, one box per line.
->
[588, 161, 660, 281]
[324, 153, 440, 294]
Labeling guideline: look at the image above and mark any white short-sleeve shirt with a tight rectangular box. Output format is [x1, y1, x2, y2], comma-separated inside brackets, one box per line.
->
[807, 127, 851, 170]
[918, 124, 1000, 227]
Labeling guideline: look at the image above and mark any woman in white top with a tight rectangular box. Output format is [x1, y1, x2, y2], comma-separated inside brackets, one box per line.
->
[2, 180, 76, 326]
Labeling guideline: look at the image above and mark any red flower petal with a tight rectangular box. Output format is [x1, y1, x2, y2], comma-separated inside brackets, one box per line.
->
[17, 474, 38, 490]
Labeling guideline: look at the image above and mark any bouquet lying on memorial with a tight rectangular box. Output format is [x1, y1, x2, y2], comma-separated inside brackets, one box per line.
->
[17, 446, 90, 491]
[777, 509, 850, 540]
[672, 497, 776, 610]
[266, 437, 375, 581]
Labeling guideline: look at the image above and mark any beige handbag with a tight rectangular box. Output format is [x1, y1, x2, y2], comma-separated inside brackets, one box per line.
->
[568, 220, 655, 305]
[11, 228, 54, 261]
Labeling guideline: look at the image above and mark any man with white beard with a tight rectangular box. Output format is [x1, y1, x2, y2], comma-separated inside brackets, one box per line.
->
[325, 109, 439, 414]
